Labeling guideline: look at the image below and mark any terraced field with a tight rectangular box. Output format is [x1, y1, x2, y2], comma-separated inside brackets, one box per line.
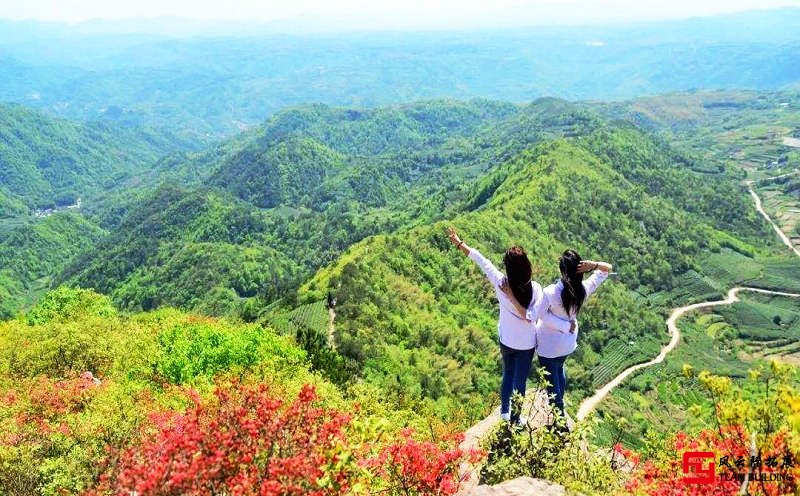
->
[265, 300, 329, 338]
[759, 174, 800, 251]
[589, 340, 652, 389]
[718, 292, 800, 365]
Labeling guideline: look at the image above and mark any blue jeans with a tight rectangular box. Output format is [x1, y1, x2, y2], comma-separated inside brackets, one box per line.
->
[499, 343, 535, 418]
[538, 355, 568, 415]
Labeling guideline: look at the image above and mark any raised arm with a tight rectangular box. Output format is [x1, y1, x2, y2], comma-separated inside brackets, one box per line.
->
[577, 260, 612, 297]
[579, 260, 612, 273]
[447, 227, 504, 286]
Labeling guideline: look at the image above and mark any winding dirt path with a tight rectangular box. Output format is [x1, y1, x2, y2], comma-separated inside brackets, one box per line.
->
[576, 180, 800, 421]
[746, 180, 800, 257]
[328, 307, 337, 350]
[576, 287, 800, 420]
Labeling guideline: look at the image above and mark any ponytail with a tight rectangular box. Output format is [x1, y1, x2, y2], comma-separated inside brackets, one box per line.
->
[503, 246, 533, 308]
[559, 249, 586, 316]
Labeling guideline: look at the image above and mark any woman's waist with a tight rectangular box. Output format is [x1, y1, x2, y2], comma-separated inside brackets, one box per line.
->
[536, 318, 579, 335]
[546, 308, 573, 322]
[497, 315, 535, 331]
[536, 329, 577, 352]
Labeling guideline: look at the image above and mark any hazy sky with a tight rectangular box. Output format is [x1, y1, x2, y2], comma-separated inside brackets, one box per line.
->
[3, 0, 800, 29]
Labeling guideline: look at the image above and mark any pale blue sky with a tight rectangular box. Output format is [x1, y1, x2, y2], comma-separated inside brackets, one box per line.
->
[2, 0, 799, 29]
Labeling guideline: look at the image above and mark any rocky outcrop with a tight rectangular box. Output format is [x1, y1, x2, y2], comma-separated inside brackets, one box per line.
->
[465, 477, 566, 496]
[458, 389, 569, 496]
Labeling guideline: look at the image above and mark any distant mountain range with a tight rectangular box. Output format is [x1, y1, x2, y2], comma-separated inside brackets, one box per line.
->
[0, 8, 799, 135]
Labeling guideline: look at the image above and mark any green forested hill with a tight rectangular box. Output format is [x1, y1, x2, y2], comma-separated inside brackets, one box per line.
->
[2, 93, 799, 493]
[0, 213, 105, 318]
[53, 99, 776, 330]
[57, 100, 586, 316]
[295, 130, 779, 418]
[209, 137, 346, 208]
[252, 101, 521, 154]
[4, 98, 789, 423]
[0, 103, 198, 215]
[0, 190, 26, 219]
[0, 103, 204, 317]
[87, 100, 527, 223]
[57, 186, 298, 316]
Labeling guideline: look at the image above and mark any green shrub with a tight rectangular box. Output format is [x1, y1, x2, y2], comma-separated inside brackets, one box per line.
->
[154, 319, 306, 384]
[4, 319, 115, 378]
[26, 287, 115, 326]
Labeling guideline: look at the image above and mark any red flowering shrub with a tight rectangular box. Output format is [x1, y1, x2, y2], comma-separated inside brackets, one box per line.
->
[1, 373, 102, 450]
[92, 382, 479, 496]
[364, 428, 481, 495]
[96, 383, 354, 496]
[0, 373, 109, 495]
[620, 366, 800, 496]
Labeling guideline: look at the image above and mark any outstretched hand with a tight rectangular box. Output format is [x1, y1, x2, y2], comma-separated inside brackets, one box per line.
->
[447, 227, 462, 247]
[578, 260, 612, 273]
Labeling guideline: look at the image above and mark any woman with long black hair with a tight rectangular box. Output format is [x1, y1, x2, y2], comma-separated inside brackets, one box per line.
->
[447, 228, 571, 423]
[503, 249, 611, 417]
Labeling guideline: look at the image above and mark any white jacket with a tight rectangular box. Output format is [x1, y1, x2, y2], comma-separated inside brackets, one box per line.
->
[468, 248, 570, 350]
[532, 270, 609, 358]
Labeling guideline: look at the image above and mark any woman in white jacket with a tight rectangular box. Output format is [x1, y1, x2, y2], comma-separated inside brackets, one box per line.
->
[503, 249, 611, 417]
[447, 228, 571, 422]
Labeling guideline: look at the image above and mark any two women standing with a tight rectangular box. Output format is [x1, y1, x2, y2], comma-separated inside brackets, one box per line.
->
[447, 227, 612, 424]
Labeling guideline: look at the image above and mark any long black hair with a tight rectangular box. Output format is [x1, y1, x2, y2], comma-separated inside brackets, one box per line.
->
[559, 249, 586, 316]
[503, 246, 533, 308]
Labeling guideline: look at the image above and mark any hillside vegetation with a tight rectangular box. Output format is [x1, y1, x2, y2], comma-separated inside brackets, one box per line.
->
[7, 98, 780, 427]
[0, 213, 105, 319]
[54, 100, 602, 317]
[0, 103, 197, 214]
[578, 89, 800, 447]
[296, 127, 785, 419]
[0, 287, 485, 495]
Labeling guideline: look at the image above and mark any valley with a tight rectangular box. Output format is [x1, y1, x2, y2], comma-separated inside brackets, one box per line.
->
[588, 93, 800, 445]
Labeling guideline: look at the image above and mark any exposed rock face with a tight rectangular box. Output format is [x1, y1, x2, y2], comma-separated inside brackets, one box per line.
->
[457, 389, 569, 496]
[464, 477, 566, 496]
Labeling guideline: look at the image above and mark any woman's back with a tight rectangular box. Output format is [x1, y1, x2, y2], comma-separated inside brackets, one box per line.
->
[468, 248, 541, 350]
[536, 270, 608, 358]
